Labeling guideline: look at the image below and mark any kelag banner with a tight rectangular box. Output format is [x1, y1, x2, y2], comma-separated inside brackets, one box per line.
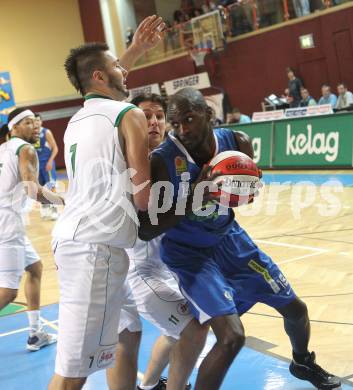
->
[220, 112, 353, 168]
[0, 72, 16, 126]
[273, 114, 353, 167]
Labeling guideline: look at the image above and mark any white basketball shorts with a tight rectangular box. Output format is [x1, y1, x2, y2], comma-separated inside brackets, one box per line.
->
[53, 239, 129, 378]
[0, 235, 40, 289]
[119, 264, 193, 339]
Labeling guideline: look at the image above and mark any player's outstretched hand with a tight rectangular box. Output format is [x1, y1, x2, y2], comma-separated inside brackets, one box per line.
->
[131, 15, 165, 54]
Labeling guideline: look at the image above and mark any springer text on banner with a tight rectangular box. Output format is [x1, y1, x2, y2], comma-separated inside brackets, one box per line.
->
[164, 72, 211, 96]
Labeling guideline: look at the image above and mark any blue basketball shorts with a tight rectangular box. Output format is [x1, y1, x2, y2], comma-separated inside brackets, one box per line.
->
[160, 226, 296, 324]
[38, 161, 57, 188]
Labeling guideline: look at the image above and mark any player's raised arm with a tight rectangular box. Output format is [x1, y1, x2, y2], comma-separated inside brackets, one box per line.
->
[120, 15, 165, 71]
[18, 145, 64, 205]
[119, 107, 151, 211]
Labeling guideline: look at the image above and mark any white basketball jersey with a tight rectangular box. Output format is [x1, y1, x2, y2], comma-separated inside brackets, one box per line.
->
[0, 137, 30, 241]
[53, 96, 138, 248]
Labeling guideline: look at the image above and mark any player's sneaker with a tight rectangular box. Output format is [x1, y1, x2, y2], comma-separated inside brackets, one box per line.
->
[40, 206, 51, 220]
[137, 377, 191, 390]
[289, 352, 341, 389]
[26, 330, 57, 351]
[49, 206, 58, 221]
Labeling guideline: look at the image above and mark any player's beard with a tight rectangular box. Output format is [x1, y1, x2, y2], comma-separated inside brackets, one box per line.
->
[108, 74, 129, 99]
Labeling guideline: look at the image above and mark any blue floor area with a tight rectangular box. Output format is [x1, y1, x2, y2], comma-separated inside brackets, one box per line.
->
[57, 172, 353, 187]
[0, 304, 352, 389]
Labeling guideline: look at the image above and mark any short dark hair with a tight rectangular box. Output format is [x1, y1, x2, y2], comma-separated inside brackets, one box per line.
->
[64, 42, 109, 96]
[286, 67, 295, 74]
[337, 82, 346, 88]
[131, 93, 167, 112]
[231, 107, 240, 113]
[34, 112, 41, 119]
[167, 87, 208, 118]
[321, 84, 330, 88]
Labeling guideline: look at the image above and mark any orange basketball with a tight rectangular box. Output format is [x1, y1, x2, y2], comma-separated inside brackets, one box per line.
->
[208, 151, 261, 207]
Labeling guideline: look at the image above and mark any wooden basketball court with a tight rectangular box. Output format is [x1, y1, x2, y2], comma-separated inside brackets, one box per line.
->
[16, 170, 353, 384]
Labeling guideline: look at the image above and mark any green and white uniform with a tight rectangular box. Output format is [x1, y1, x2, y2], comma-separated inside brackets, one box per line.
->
[0, 137, 39, 289]
[52, 95, 139, 378]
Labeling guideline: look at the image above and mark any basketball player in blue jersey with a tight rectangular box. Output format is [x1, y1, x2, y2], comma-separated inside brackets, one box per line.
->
[139, 88, 341, 390]
[33, 113, 59, 220]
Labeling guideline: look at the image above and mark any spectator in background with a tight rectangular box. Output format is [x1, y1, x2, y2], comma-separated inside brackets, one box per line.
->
[336, 83, 353, 110]
[226, 107, 251, 124]
[292, 0, 310, 17]
[258, 0, 284, 28]
[33, 113, 59, 220]
[174, 9, 185, 23]
[287, 67, 303, 107]
[299, 88, 316, 107]
[318, 84, 337, 108]
[126, 27, 134, 47]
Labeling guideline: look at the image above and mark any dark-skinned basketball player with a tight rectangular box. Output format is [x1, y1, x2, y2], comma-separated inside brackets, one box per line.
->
[139, 87, 341, 390]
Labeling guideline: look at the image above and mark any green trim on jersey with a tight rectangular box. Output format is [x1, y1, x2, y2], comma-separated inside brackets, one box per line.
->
[16, 143, 29, 156]
[84, 94, 113, 101]
[115, 106, 135, 127]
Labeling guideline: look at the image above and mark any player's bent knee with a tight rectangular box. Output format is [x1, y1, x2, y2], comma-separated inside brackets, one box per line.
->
[218, 326, 246, 354]
[5, 288, 18, 304]
[26, 261, 43, 278]
[280, 297, 309, 322]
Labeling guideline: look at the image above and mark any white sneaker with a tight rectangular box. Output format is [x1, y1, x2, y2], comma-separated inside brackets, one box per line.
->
[40, 206, 51, 220]
[26, 330, 57, 351]
[50, 209, 58, 221]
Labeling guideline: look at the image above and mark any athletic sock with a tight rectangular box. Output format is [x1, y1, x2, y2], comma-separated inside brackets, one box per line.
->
[27, 310, 41, 336]
[292, 351, 311, 364]
[138, 383, 159, 390]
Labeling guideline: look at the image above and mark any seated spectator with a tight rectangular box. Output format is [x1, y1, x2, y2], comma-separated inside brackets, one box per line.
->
[336, 83, 353, 110]
[226, 107, 251, 124]
[287, 67, 303, 107]
[318, 84, 337, 108]
[299, 88, 316, 107]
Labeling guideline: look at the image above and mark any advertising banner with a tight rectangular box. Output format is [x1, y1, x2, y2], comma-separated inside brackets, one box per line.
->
[273, 114, 353, 167]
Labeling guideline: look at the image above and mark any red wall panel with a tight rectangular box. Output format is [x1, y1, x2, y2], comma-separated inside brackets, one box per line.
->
[128, 6, 353, 117]
[78, 0, 105, 43]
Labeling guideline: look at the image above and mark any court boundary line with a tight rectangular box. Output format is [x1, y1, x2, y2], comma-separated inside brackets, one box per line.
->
[0, 319, 59, 338]
[255, 239, 328, 265]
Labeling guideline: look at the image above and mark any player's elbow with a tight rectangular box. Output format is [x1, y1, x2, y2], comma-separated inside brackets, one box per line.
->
[133, 196, 149, 212]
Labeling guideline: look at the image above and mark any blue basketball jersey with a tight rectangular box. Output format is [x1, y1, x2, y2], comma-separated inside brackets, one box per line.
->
[152, 128, 241, 248]
[34, 127, 52, 165]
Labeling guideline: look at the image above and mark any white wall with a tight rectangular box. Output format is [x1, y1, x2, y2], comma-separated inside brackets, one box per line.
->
[154, 0, 181, 23]
[115, 0, 137, 46]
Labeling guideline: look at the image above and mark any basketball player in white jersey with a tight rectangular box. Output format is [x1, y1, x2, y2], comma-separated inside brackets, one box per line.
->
[49, 16, 165, 390]
[0, 107, 64, 351]
[107, 94, 208, 390]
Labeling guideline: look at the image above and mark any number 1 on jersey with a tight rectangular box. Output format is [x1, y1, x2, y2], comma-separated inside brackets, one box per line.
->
[70, 143, 77, 177]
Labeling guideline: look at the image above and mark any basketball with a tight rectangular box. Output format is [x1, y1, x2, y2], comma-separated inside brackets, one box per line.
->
[208, 151, 261, 207]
